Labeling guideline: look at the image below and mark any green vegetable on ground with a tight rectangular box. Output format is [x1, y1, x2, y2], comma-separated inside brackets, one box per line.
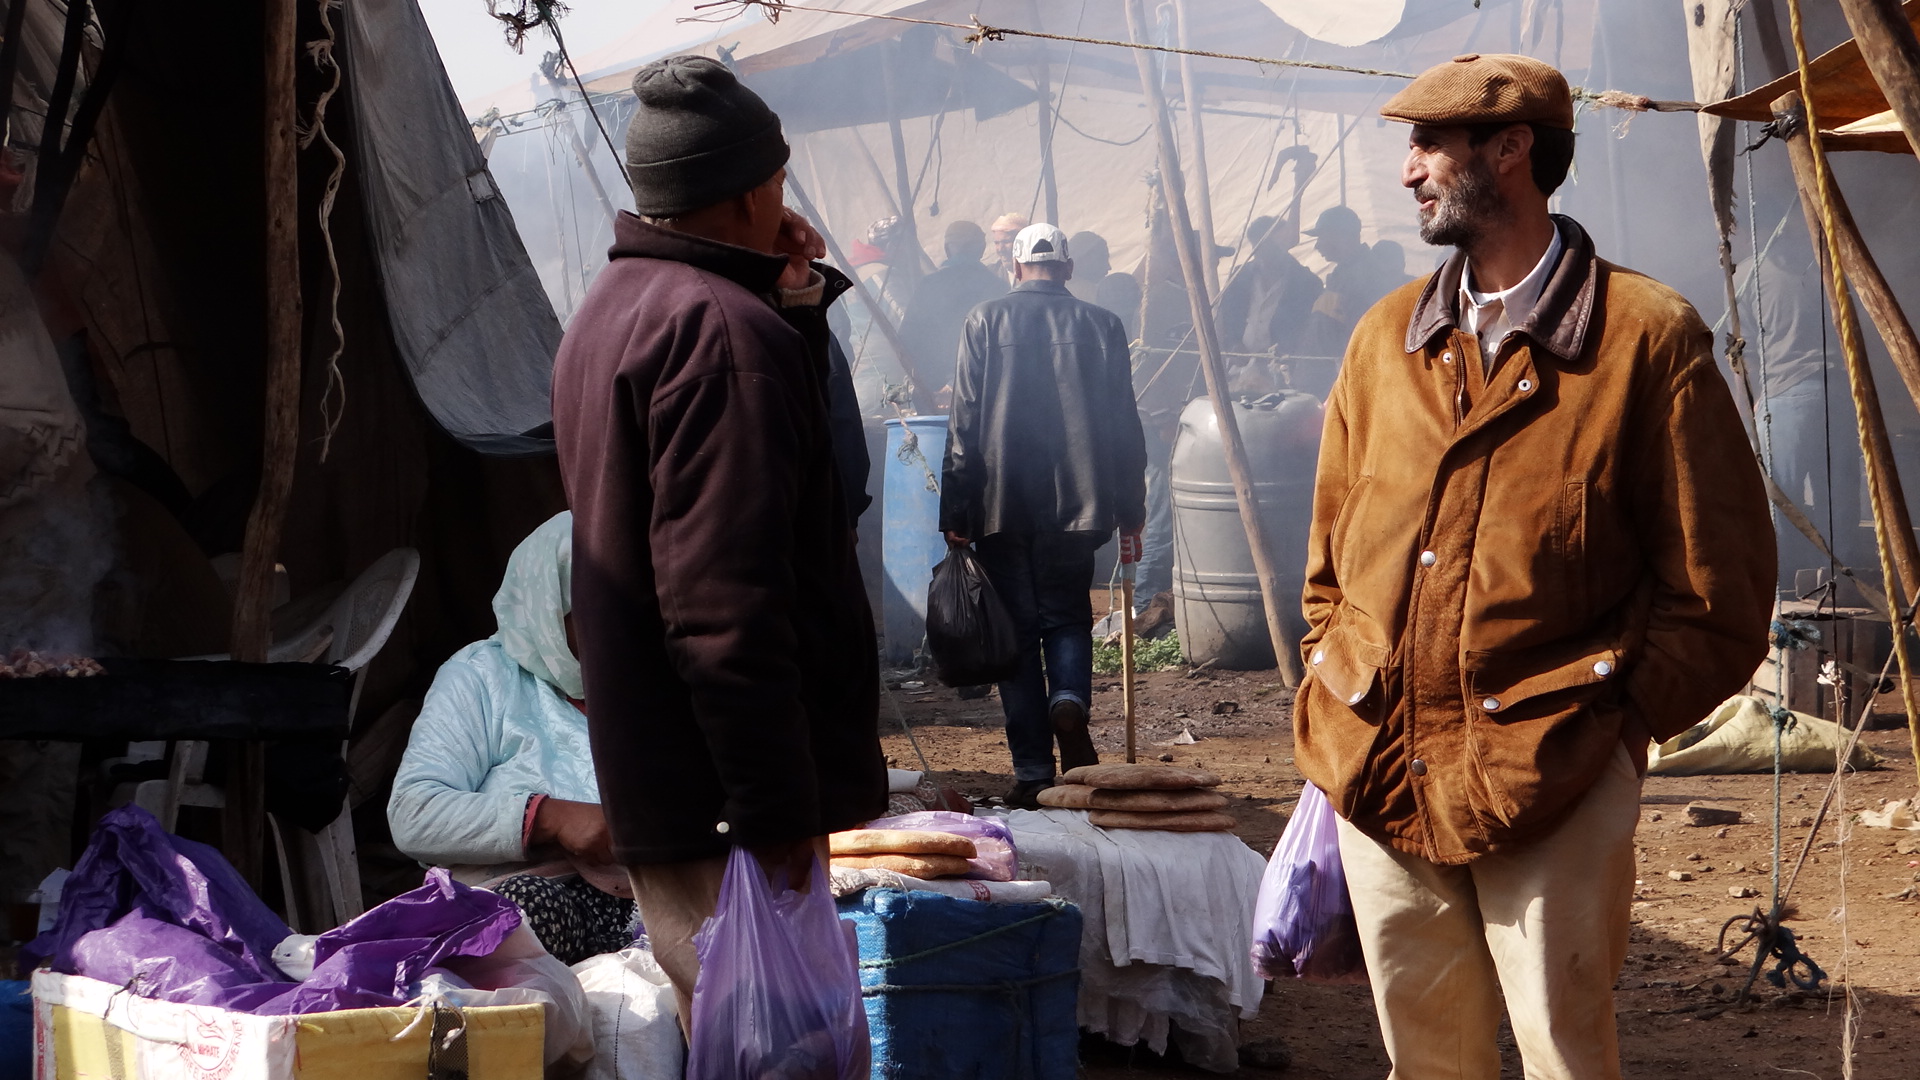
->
[1093, 629, 1186, 675]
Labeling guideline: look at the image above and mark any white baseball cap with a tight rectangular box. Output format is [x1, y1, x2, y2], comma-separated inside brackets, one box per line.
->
[1012, 223, 1070, 264]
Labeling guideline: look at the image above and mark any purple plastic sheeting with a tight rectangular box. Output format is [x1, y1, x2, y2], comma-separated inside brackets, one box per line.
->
[859, 810, 1018, 881]
[267, 868, 523, 1014]
[23, 805, 292, 986]
[25, 806, 524, 1014]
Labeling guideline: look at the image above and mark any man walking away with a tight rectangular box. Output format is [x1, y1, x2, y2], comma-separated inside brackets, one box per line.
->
[941, 224, 1147, 808]
[1295, 55, 1773, 1079]
[899, 220, 1007, 404]
[550, 55, 886, 1023]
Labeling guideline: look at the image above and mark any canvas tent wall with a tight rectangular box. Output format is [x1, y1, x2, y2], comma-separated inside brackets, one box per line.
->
[2, 0, 566, 891]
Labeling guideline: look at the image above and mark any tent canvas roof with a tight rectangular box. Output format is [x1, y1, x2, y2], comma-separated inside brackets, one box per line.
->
[569, 0, 1583, 120]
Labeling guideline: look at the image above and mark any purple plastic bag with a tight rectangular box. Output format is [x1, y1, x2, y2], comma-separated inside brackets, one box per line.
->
[686, 846, 870, 1080]
[27, 806, 526, 1014]
[1249, 782, 1367, 983]
[859, 810, 1017, 881]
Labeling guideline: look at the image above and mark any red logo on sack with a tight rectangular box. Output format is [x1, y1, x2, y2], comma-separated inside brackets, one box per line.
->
[181, 1016, 243, 1079]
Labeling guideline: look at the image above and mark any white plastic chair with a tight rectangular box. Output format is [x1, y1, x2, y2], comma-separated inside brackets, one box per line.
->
[129, 548, 420, 931]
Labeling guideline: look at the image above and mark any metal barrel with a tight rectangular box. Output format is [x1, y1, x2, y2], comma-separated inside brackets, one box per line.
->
[1170, 392, 1323, 669]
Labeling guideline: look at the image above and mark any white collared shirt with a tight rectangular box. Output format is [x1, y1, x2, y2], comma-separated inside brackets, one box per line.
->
[1460, 225, 1563, 372]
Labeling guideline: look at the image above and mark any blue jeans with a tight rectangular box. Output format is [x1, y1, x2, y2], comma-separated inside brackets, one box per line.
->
[975, 532, 1100, 781]
[1136, 426, 1175, 610]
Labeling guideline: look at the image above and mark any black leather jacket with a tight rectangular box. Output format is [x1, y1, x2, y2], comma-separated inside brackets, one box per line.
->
[939, 280, 1148, 539]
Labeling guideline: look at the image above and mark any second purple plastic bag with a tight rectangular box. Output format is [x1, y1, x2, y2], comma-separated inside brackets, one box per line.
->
[1249, 782, 1367, 983]
[685, 846, 870, 1080]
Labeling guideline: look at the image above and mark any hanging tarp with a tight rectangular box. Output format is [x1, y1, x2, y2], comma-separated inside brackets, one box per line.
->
[1703, 0, 1920, 147]
[340, 0, 562, 455]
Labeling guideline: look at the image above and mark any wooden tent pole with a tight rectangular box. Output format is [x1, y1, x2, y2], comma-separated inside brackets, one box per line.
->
[556, 101, 621, 227]
[1833, 0, 1920, 158]
[1125, 0, 1302, 686]
[1773, 92, 1920, 602]
[785, 170, 938, 415]
[1023, 0, 1060, 225]
[1173, 0, 1218, 299]
[226, 0, 304, 885]
[878, 44, 926, 284]
[1773, 102, 1920, 420]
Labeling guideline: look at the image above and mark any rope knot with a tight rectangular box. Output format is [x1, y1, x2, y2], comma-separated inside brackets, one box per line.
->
[1768, 618, 1819, 651]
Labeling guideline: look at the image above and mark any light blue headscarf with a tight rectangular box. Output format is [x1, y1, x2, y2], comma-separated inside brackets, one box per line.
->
[491, 511, 584, 700]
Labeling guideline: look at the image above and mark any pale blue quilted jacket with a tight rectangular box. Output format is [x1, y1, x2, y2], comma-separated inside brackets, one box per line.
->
[386, 639, 600, 874]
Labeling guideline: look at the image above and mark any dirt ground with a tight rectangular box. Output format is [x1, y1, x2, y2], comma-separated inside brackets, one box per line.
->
[881, 665, 1920, 1079]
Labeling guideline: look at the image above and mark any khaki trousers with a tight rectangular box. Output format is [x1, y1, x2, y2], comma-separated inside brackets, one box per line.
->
[625, 836, 832, 1037]
[1336, 742, 1641, 1080]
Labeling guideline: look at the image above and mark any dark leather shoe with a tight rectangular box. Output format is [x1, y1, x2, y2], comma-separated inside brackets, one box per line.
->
[1003, 777, 1054, 810]
[1051, 698, 1099, 772]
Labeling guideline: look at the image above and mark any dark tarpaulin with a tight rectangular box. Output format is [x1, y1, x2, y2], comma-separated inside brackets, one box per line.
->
[340, 0, 562, 456]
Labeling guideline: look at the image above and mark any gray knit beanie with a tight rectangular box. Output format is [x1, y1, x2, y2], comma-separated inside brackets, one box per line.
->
[624, 56, 790, 218]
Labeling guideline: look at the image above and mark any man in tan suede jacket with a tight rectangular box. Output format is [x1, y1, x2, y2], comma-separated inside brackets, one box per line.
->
[1294, 55, 1773, 1079]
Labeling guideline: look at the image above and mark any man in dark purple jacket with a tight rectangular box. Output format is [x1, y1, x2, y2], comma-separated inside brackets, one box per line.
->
[549, 55, 885, 1018]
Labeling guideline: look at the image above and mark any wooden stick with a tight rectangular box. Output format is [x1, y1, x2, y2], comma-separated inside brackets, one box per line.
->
[1173, 0, 1218, 300]
[1833, 0, 1920, 159]
[784, 171, 938, 415]
[1125, 0, 1302, 686]
[1774, 93, 1920, 604]
[225, 0, 304, 886]
[1122, 575, 1137, 763]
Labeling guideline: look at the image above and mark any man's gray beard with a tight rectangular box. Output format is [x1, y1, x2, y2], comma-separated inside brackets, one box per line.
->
[1418, 159, 1506, 248]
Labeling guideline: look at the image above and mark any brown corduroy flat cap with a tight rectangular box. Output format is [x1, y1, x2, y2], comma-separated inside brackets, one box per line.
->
[1380, 53, 1575, 130]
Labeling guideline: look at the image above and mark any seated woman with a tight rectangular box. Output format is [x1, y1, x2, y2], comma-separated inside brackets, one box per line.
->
[388, 511, 634, 964]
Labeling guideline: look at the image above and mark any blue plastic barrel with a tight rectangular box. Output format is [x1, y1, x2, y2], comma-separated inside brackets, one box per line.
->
[881, 416, 949, 664]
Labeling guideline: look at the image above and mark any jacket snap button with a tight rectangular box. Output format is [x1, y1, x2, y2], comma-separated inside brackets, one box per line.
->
[715, 821, 731, 835]
[1347, 690, 1366, 705]
[1442, 351, 1453, 364]
[1594, 660, 1613, 677]
[1419, 550, 1437, 567]
[1482, 697, 1501, 711]
[1312, 649, 1325, 665]
[1517, 379, 1533, 392]
[1409, 758, 1428, 776]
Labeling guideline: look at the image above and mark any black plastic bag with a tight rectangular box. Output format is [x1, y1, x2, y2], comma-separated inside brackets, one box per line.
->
[925, 545, 1022, 686]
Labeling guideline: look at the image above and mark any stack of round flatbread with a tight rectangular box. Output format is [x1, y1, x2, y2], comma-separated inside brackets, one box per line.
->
[1035, 763, 1236, 832]
[828, 828, 979, 878]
